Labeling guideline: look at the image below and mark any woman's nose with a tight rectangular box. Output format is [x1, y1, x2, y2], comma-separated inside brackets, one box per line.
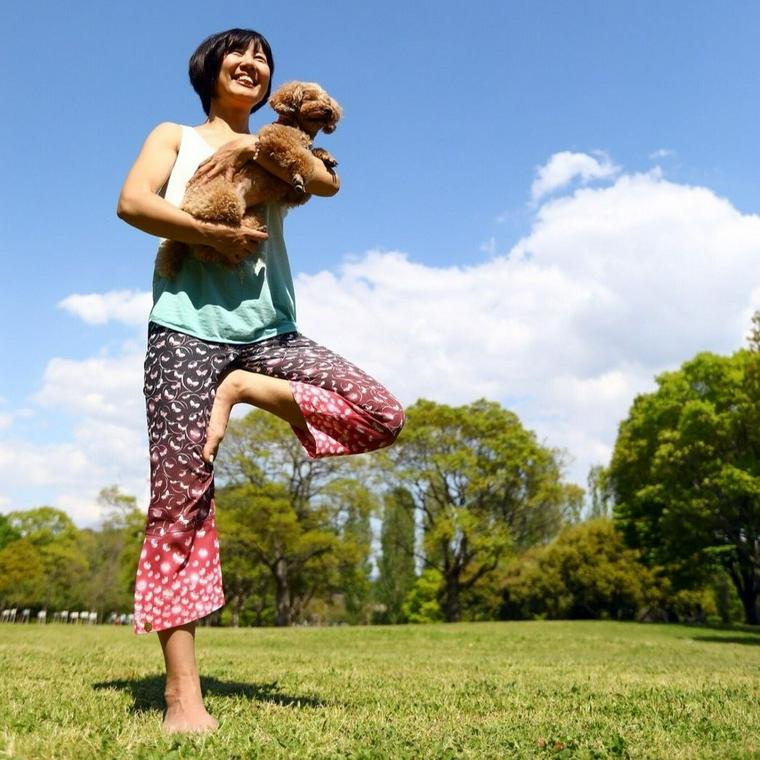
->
[240, 47, 260, 67]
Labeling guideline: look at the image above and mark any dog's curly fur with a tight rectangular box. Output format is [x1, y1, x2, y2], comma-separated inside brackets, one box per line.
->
[156, 81, 342, 278]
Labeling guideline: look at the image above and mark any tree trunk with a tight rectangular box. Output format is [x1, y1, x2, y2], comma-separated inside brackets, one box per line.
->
[738, 574, 759, 626]
[443, 575, 461, 622]
[727, 562, 759, 625]
[274, 557, 292, 626]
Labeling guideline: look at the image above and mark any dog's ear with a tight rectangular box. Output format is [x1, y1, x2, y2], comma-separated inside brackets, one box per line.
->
[270, 81, 304, 116]
[321, 96, 343, 134]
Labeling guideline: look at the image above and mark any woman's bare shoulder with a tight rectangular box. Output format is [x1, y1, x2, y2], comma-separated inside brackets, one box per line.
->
[145, 121, 184, 147]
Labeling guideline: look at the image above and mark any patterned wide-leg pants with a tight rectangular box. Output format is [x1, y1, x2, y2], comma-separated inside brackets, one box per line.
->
[133, 322, 405, 634]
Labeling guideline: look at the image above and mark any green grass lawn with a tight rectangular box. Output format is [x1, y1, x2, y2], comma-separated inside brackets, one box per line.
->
[0, 620, 757, 759]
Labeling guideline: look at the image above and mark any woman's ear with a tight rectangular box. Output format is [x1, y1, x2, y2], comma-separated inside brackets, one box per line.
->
[269, 81, 304, 115]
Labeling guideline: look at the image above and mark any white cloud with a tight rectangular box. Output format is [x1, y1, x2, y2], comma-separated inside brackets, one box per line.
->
[297, 168, 760, 485]
[649, 148, 675, 160]
[531, 151, 619, 200]
[0, 420, 149, 524]
[58, 290, 151, 326]
[33, 351, 144, 426]
[0, 408, 34, 431]
[4, 155, 760, 523]
[480, 237, 497, 256]
[1, 333, 149, 524]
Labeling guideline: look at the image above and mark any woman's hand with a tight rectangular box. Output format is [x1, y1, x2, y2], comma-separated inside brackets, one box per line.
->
[254, 147, 340, 197]
[117, 124, 272, 253]
[187, 134, 260, 188]
[190, 133, 340, 198]
[199, 220, 268, 265]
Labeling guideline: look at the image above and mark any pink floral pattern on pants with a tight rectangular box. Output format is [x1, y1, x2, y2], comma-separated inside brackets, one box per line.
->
[133, 323, 404, 634]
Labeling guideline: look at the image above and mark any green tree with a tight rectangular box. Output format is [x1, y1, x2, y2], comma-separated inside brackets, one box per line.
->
[6, 506, 79, 546]
[41, 539, 91, 610]
[0, 514, 20, 550]
[1, 496, 143, 615]
[215, 491, 275, 627]
[587, 465, 612, 519]
[384, 399, 582, 622]
[0, 539, 47, 608]
[84, 487, 145, 616]
[325, 478, 376, 624]
[502, 518, 661, 620]
[402, 568, 445, 623]
[6, 507, 90, 610]
[608, 341, 760, 624]
[216, 410, 370, 626]
[216, 477, 336, 626]
[374, 487, 417, 624]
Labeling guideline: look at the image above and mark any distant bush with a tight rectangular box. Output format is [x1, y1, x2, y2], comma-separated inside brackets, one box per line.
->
[501, 518, 661, 620]
[402, 568, 445, 623]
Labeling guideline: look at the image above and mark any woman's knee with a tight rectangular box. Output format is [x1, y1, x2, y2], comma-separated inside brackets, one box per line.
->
[380, 402, 405, 447]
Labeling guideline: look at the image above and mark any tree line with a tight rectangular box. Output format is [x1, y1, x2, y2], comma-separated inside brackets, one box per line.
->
[1, 316, 757, 627]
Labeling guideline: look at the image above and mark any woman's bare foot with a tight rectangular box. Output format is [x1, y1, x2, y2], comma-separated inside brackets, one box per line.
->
[163, 677, 219, 734]
[202, 369, 308, 463]
[158, 623, 217, 734]
[203, 371, 243, 464]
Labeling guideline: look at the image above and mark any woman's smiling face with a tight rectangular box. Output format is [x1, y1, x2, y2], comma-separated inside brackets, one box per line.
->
[215, 42, 271, 109]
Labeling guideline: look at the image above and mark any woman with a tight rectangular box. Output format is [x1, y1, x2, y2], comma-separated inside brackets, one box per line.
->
[117, 28, 404, 733]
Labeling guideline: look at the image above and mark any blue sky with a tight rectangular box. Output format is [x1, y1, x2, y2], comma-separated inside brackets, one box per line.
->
[2, 1, 760, 523]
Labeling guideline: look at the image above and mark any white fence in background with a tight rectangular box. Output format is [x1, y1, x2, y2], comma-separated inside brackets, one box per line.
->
[1, 608, 133, 625]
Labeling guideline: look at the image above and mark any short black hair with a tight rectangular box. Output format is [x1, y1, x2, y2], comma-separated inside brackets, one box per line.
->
[188, 28, 275, 116]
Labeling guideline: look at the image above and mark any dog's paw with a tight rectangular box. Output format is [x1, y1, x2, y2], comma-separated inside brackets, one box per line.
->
[312, 147, 338, 169]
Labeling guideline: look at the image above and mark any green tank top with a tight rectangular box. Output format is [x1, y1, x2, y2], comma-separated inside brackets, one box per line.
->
[149, 126, 298, 344]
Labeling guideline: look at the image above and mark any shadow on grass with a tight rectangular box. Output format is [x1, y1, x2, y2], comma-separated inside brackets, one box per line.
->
[93, 675, 327, 713]
[691, 634, 760, 646]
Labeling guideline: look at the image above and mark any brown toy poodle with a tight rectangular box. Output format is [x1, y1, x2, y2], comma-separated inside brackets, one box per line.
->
[156, 81, 342, 278]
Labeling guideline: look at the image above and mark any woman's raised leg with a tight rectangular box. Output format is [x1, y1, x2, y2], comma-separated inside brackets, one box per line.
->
[202, 369, 307, 463]
[203, 332, 405, 461]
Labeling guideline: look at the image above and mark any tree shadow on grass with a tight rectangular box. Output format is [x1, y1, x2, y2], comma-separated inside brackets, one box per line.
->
[93, 675, 327, 714]
[691, 634, 760, 647]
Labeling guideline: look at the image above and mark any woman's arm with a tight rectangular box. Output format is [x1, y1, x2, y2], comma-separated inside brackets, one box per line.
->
[188, 134, 341, 197]
[116, 123, 268, 263]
